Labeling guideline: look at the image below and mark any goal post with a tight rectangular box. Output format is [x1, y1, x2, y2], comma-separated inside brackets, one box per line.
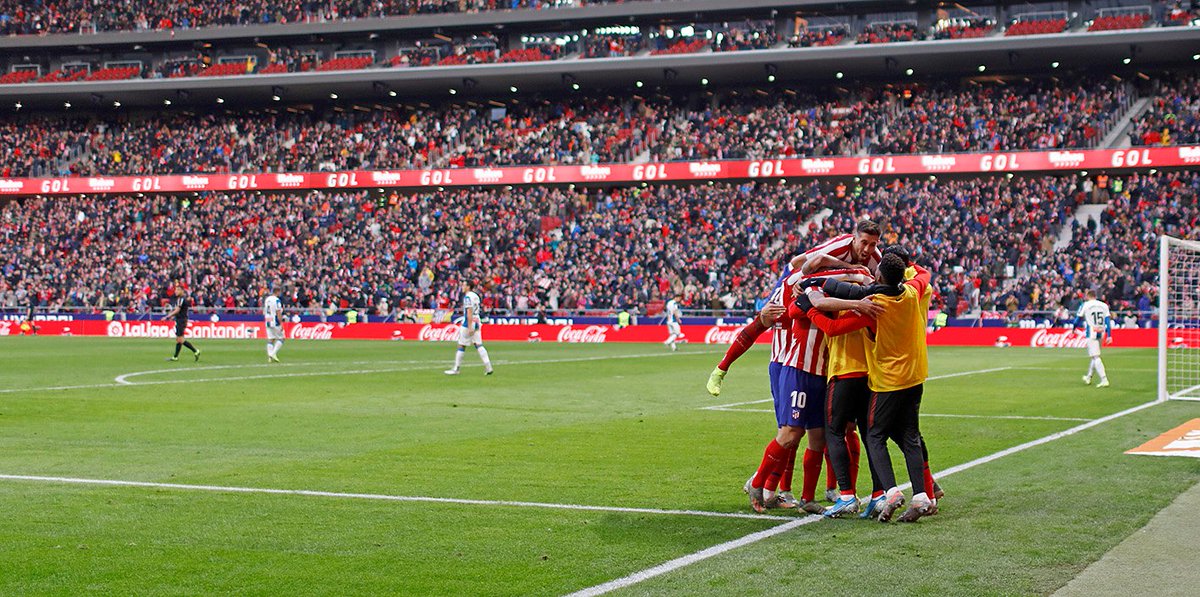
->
[1161, 235, 1200, 402]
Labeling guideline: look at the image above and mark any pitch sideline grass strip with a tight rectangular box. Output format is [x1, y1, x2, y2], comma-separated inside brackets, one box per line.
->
[564, 397, 1164, 596]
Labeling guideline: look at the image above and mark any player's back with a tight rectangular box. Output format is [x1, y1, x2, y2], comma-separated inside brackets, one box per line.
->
[1078, 299, 1111, 337]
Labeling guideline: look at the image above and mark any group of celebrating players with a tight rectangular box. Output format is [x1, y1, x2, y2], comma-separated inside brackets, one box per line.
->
[706, 220, 943, 523]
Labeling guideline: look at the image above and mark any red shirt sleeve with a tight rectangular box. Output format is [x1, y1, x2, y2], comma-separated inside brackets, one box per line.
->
[805, 308, 872, 337]
[905, 264, 931, 296]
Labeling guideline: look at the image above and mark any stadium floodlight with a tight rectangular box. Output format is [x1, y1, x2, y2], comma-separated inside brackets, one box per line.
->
[113, 101, 121, 107]
[572, 83, 580, 90]
[835, 72, 844, 79]
[216, 97, 225, 104]
[768, 75, 776, 82]
[388, 90, 397, 97]
[905, 68, 914, 76]
[700, 78, 709, 86]
[14, 101, 21, 110]
[1051, 61, 1061, 68]
[449, 89, 458, 95]
[510, 86, 518, 93]
[765, 63, 777, 82]
[978, 65, 986, 72]
[272, 95, 281, 101]
[63, 101, 71, 108]
[163, 99, 171, 105]
[635, 81, 644, 88]
[1194, 54, 1200, 61]
[330, 93, 338, 99]
[1160, 235, 1200, 401]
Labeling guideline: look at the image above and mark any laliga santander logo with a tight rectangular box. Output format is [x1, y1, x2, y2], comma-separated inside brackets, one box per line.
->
[556, 325, 609, 343]
[580, 165, 612, 181]
[920, 155, 956, 171]
[418, 323, 461, 342]
[688, 162, 723, 178]
[1047, 151, 1085, 168]
[471, 168, 504, 184]
[704, 326, 743, 344]
[290, 323, 335, 340]
[800, 158, 835, 174]
[1029, 329, 1089, 348]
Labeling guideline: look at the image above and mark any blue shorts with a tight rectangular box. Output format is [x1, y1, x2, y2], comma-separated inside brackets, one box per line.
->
[771, 364, 827, 429]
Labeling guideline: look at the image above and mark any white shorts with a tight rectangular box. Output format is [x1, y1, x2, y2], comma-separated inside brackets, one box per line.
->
[1086, 337, 1102, 358]
[458, 325, 483, 347]
[667, 322, 681, 336]
[266, 325, 284, 341]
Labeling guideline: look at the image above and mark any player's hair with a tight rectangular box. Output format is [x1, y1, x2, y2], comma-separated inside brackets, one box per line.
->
[882, 245, 910, 265]
[1085, 289, 1097, 299]
[854, 219, 881, 237]
[878, 253, 907, 286]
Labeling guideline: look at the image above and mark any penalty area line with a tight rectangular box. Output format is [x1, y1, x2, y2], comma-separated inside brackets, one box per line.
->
[570, 397, 1162, 596]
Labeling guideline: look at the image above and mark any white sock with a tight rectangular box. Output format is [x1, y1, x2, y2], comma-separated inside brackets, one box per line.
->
[453, 349, 465, 370]
[477, 346, 491, 369]
[1094, 357, 1107, 380]
[273, 340, 283, 356]
[1085, 360, 1094, 379]
[913, 491, 929, 503]
[266, 343, 273, 357]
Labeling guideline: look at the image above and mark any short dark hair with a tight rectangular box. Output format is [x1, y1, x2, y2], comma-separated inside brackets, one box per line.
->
[882, 245, 910, 265]
[855, 219, 881, 237]
[878, 253, 907, 286]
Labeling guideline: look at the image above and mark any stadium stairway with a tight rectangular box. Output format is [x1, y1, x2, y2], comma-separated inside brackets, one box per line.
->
[1099, 97, 1151, 149]
[1054, 203, 1109, 250]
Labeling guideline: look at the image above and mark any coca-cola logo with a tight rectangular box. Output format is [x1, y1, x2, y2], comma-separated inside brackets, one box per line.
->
[0, 179, 24, 193]
[920, 155, 956, 171]
[704, 326, 743, 344]
[370, 171, 403, 185]
[580, 165, 612, 181]
[290, 323, 335, 340]
[1048, 151, 1085, 168]
[1178, 146, 1200, 164]
[471, 168, 504, 184]
[275, 173, 305, 187]
[1029, 329, 1088, 348]
[688, 162, 722, 177]
[87, 177, 116, 191]
[800, 158, 835, 174]
[556, 325, 609, 343]
[182, 175, 210, 189]
[418, 324, 461, 342]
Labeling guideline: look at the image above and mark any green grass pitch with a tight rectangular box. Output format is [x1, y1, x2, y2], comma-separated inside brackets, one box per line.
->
[0, 337, 1197, 595]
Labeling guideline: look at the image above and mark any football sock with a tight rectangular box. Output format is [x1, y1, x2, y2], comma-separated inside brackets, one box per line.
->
[846, 430, 861, 494]
[183, 341, 197, 353]
[1093, 357, 1107, 380]
[1086, 359, 1095, 379]
[923, 462, 936, 497]
[717, 318, 767, 371]
[778, 446, 797, 492]
[173, 343, 182, 357]
[453, 348, 465, 370]
[913, 491, 929, 504]
[801, 448, 823, 502]
[752, 440, 788, 489]
[824, 450, 836, 491]
[477, 345, 492, 369]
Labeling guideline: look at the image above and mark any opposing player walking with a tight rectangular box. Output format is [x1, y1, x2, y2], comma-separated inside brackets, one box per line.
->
[1075, 289, 1112, 388]
[445, 279, 494, 376]
[264, 286, 284, 363]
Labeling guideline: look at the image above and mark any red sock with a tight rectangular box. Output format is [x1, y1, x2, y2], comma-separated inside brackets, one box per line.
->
[717, 318, 767, 371]
[923, 461, 936, 497]
[846, 430, 861, 494]
[824, 449, 836, 491]
[777, 447, 797, 492]
[801, 448, 823, 502]
[751, 439, 788, 489]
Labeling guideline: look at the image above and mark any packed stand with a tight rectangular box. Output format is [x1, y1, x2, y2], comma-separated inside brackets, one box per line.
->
[931, 15, 995, 39]
[0, 0, 628, 36]
[1132, 73, 1200, 146]
[711, 21, 779, 52]
[787, 24, 849, 47]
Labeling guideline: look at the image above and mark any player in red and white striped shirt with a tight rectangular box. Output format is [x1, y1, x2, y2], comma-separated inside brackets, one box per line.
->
[706, 220, 882, 397]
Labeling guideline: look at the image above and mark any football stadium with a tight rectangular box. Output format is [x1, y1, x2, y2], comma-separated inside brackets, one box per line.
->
[1, 1, 1199, 594]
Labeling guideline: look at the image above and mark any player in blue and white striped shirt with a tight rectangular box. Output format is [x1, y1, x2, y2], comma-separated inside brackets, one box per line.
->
[1074, 289, 1112, 388]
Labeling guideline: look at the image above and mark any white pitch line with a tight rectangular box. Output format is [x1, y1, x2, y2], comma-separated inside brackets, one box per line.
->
[0, 349, 723, 395]
[0, 474, 784, 522]
[568, 398, 1162, 596]
[704, 408, 1093, 422]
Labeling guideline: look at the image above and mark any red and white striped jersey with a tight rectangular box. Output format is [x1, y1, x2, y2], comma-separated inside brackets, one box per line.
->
[804, 233, 882, 272]
[782, 271, 827, 375]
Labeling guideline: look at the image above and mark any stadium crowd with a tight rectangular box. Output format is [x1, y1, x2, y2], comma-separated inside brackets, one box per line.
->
[0, 0, 623, 35]
[0, 172, 1184, 320]
[1133, 73, 1200, 146]
[0, 75, 1140, 178]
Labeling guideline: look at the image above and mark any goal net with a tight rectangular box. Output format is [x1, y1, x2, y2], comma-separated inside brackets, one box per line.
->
[1161, 235, 1200, 401]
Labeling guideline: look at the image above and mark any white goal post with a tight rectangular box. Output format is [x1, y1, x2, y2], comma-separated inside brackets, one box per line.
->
[1161, 235, 1200, 402]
